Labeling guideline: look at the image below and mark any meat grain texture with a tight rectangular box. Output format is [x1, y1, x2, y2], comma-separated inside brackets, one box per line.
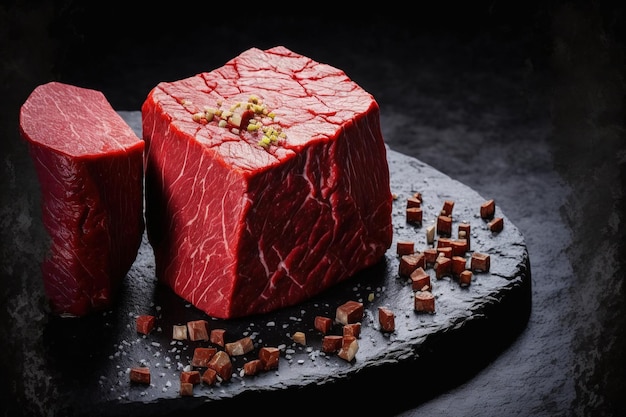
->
[142, 46, 393, 319]
[19, 82, 145, 317]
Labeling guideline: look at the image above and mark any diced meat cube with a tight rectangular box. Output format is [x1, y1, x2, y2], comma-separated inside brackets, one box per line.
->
[378, 307, 395, 332]
[243, 359, 264, 376]
[187, 320, 209, 341]
[337, 335, 359, 362]
[201, 367, 218, 386]
[207, 351, 232, 381]
[434, 256, 452, 279]
[437, 215, 452, 237]
[451, 256, 468, 276]
[414, 291, 435, 313]
[441, 200, 455, 216]
[258, 347, 280, 370]
[225, 336, 254, 356]
[314, 316, 333, 334]
[180, 382, 194, 396]
[410, 267, 431, 291]
[459, 270, 473, 286]
[335, 300, 364, 325]
[399, 253, 425, 277]
[480, 199, 496, 219]
[136, 315, 156, 335]
[471, 253, 491, 272]
[190, 347, 217, 367]
[180, 370, 201, 385]
[130, 367, 150, 385]
[406, 207, 423, 225]
[488, 217, 504, 232]
[321, 335, 343, 353]
[210, 328, 226, 346]
[342, 322, 362, 338]
[396, 240, 415, 256]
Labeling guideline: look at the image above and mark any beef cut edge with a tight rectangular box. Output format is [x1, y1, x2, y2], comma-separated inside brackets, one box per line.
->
[142, 46, 393, 319]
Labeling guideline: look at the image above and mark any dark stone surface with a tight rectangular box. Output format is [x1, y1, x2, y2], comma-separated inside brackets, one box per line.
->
[1, 3, 624, 417]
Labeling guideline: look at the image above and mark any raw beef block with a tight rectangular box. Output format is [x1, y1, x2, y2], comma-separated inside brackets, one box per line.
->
[142, 46, 393, 319]
[19, 82, 145, 317]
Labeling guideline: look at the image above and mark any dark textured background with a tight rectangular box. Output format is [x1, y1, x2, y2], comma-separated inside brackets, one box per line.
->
[1, 1, 625, 416]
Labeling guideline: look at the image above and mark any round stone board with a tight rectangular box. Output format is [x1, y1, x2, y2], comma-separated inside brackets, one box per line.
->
[43, 111, 531, 417]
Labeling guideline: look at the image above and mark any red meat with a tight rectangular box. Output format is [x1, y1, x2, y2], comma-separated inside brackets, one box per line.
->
[19, 82, 145, 317]
[142, 46, 392, 319]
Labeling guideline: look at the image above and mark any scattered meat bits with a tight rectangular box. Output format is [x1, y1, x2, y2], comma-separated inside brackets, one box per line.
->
[406, 196, 421, 208]
[423, 248, 438, 266]
[480, 199, 496, 219]
[187, 320, 209, 341]
[410, 267, 431, 291]
[172, 324, 188, 340]
[210, 328, 226, 346]
[471, 253, 491, 272]
[459, 270, 473, 286]
[399, 253, 425, 277]
[437, 246, 453, 259]
[378, 307, 395, 332]
[130, 367, 151, 385]
[458, 222, 471, 248]
[434, 256, 452, 279]
[406, 207, 423, 225]
[450, 239, 468, 256]
[180, 382, 194, 396]
[322, 335, 343, 353]
[337, 335, 359, 362]
[414, 291, 435, 313]
[191, 347, 217, 367]
[437, 215, 452, 237]
[396, 240, 415, 256]
[343, 322, 362, 338]
[314, 316, 333, 334]
[292, 331, 306, 345]
[243, 359, 264, 376]
[259, 346, 280, 370]
[225, 336, 254, 356]
[442, 200, 455, 216]
[488, 217, 504, 232]
[201, 367, 218, 386]
[426, 225, 436, 245]
[335, 300, 364, 325]
[451, 256, 468, 276]
[180, 370, 201, 385]
[136, 315, 155, 335]
[207, 350, 232, 381]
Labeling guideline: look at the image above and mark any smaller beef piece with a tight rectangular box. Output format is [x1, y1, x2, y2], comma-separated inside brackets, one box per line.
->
[406, 196, 421, 208]
[423, 248, 438, 266]
[378, 307, 395, 332]
[336, 300, 364, 325]
[322, 335, 343, 353]
[136, 315, 156, 335]
[414, 291, 435, 313]
[314, 316, 333, 334]
[130, 367, 150, 385]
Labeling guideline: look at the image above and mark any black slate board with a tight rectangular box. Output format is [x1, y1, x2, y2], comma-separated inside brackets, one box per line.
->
[39, 111, 530, 417]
